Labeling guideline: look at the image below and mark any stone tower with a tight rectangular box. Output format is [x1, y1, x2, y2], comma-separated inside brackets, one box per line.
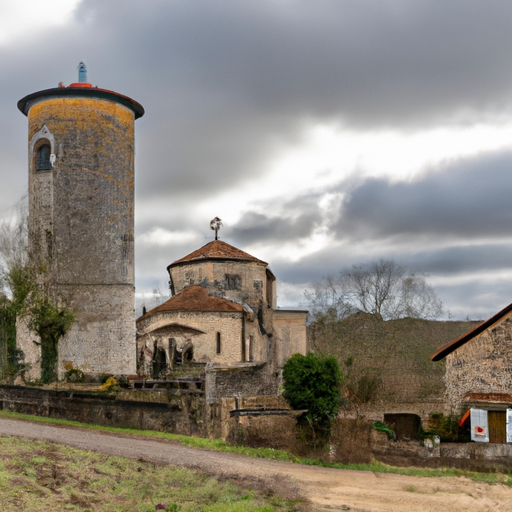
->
[17, 63, 144, 377]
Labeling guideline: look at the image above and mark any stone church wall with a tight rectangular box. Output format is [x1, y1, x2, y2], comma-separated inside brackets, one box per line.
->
[138, 310, 247, 364]
[273, 310, 308, 368]
[170, 260, 267, 306]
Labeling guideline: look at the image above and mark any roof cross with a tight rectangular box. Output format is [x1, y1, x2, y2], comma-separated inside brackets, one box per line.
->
[210, 217, 222, 240]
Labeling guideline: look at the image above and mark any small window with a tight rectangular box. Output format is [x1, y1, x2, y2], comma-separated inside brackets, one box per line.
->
[249, 335, 254, 362]
[216, 332, 221, 354]
[36, 144, 52, 171]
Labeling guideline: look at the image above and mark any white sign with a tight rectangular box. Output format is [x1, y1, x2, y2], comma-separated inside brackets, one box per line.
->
[470, 408, 489, 443]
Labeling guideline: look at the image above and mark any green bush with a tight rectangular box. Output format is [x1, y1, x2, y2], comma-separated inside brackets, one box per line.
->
[282, 352, 343, 434]
[372, 420, 397, 441]
[422, 412, 469, 443]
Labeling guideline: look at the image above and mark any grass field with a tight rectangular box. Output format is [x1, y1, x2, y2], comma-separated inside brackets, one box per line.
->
[0, 435, 302, 512]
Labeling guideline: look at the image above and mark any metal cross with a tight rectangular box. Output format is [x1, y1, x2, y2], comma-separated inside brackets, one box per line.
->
[210, 217, 222, 240]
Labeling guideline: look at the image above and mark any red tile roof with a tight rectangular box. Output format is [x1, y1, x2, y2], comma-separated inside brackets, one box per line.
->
[430, 302, 512, 361]
[463, 392, 512, 403]
[138, 285, 244, 321]
[168, 240, 267, 269]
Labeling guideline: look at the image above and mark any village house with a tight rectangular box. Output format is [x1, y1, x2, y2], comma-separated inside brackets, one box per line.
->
[431, 303, 512, 443]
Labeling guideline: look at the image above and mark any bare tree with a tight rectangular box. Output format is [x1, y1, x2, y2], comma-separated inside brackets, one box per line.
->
[304, 274, 354, 322]
[306, 259, 444, 321]
[0, 196, 28, 294]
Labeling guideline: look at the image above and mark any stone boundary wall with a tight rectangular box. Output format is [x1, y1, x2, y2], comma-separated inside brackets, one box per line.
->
[204, 364, 278, 402]
[333, 418, 512, 472]
[350, 399, 452, 426]
[0, 385, 206, 437]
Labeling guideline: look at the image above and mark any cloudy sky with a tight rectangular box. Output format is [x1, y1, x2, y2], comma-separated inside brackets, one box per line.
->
[2, 0, 512, 320]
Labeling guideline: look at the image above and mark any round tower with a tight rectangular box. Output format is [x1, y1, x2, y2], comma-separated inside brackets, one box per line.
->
[17, 63, 144, 377]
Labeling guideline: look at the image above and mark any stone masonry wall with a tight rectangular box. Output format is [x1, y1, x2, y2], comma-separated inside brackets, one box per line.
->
[170, 260, 274, 334]
[21, 95, 138, 376]
[273, 310, 307, 368]
[0, 385, 206, 437]
[28, 98, 135, 285]
[445, 313, 512, 412]
[170, 260, 267, 308]
[138, 310, 247, 363]
[205, 364, 279, 403]
[57, 284, 135, 376]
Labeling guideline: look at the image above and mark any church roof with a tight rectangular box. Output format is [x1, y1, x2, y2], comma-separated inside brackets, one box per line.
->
[138, 285, 244, 321]
[168, 240, 267, 269]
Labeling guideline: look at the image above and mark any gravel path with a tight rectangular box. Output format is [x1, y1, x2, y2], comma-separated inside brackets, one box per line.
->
[1, 417, 512, 511]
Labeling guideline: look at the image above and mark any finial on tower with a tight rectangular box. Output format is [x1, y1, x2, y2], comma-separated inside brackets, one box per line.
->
[78, 61, 88, 83]
[210, 217, 222, 240]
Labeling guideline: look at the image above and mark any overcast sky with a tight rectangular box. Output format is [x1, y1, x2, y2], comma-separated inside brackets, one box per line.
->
[2, 0, 512, 320]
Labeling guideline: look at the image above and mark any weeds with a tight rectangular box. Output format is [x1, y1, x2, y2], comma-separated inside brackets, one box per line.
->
[0, 436, 300, 511]
[421, 412, 470, 443]
[371, 420, 397, 441]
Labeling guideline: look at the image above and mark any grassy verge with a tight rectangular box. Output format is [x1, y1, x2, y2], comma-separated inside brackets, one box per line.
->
[0, 435, 302, 511]
[300, 458, 512, 486]
[0, 410, 297, 462]
[0, 410, 511, 486]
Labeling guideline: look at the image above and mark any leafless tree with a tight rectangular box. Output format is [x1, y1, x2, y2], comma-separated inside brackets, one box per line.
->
[304, 274, 355, 322]
[306, 259, 444, 321]
[0, 196, 28, 290]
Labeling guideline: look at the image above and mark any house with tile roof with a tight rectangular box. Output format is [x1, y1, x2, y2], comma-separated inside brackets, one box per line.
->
[431, 303, 512, 443]
[136, 240, 307, 393]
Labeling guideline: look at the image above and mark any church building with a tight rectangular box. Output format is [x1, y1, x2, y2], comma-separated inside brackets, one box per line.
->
[137, 236, 307, 379]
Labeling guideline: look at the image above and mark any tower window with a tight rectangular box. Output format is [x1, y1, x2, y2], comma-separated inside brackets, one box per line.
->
[216, 332, 221, 354]
[36, 144, 52, 171]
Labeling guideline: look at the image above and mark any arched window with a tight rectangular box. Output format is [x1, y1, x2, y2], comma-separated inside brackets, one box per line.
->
[36, 144, 52, 171]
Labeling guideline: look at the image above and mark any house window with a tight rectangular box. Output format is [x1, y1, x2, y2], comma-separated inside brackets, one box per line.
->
[36, 144, 52, 171]
[216, 332, 221, 354]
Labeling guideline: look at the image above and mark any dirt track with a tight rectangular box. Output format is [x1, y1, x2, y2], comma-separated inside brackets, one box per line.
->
[0, 417, 511, 511]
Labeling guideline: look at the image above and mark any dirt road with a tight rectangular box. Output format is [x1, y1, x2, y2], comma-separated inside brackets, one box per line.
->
[0, 417, 511, 511]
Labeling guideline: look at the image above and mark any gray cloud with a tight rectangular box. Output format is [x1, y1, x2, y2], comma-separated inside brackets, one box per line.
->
[4, 1, 512, 320]
[338, 150, 512, 241]
[5, 1, 512, 204]
[407, 244, 512, 276]
[5, 0, 511, 202]
[229, 198, 322, 246]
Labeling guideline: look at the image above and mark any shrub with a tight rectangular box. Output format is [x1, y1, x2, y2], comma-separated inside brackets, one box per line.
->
[282, 352, 343, 435]
[422, 412, 469, 443]
[372, 420, 397, 441]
